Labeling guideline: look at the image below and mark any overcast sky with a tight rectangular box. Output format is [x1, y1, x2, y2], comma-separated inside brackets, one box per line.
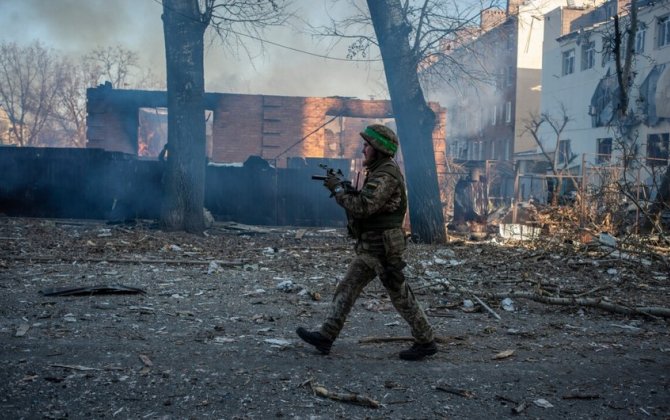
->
[0, 0, 388, 99]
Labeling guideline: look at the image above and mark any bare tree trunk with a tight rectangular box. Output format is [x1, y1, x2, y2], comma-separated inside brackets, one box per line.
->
[367, 0, 446, 244]
[161, 0, 208, 233]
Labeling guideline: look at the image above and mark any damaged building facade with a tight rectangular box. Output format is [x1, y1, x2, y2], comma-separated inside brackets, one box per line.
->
[86, 84, 447, 170]
[422, 0, 573, 225]
[420, 0, 668, 230]
[538, 0, 670, 200]
[80, 85, 447, 226]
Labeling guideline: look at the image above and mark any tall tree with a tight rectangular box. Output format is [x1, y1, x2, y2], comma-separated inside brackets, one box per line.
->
[161, 0, 210, 233]
[160, 0, 288, 233]
[366, 0, 445, 243]
[312, 0, 495, 243]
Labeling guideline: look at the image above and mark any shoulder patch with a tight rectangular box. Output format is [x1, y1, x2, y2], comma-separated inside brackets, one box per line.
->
[365, 181, 380, 191]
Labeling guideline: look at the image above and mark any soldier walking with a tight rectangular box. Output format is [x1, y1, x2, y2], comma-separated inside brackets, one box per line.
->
[296, 124, 437, 361]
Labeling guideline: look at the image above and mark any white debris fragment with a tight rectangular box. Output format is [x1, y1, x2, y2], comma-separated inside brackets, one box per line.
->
[264, 338, 291, 347]
[276, 280, 295, 292]
[207, 261, 221, 275]
[598, 232, 617, 248]
[607, 268, 618, 276]
[533, 398, 554, 408]
[435, 248, 456, 258]
[501, 298, 515, 312]
[213, 336, 236, 344]
[169, 244, 182, 252]
[463, 299, 474, 309]
[243, 288, 266, 296]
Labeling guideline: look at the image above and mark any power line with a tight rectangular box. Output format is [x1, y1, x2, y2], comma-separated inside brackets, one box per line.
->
[152, 0, 382, 63]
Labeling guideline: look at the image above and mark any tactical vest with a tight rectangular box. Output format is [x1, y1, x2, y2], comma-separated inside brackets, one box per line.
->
[358, 159, 407, 232]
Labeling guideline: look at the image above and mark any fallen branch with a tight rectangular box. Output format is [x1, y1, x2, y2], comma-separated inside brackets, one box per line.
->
[485, 291, 670, 319]
[308, 381, 379, 408]
[50, 364, 102, 371]
[472, 295, 501, 320]
[561, 393, 600, 400]
[435, 384, 475, 399]
[6, 255, 245, 266]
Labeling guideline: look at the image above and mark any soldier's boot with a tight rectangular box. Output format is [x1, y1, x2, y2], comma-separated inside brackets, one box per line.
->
[296, 327, 333, 355]
[399, 341, 438, 361]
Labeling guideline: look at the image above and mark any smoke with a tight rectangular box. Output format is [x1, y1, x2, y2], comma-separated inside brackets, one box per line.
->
[0, 0, 385, 99]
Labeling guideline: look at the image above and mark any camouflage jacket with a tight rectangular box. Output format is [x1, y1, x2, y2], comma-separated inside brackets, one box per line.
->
[333, 157, 406, 230]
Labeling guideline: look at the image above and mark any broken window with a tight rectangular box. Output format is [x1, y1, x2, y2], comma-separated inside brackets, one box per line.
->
[138, 107, 167, 157]
[562, 49, 575, 75]
[635, 27, 646, 54]
[558, 139, 572, 165]
[137, 108, 213, 159]
[647, 133, 669, 166]
[596, 137, 612, 163]
[658, 16, 670, 48]
[581, 41, 595, 70]
[505, 101, 512, 124]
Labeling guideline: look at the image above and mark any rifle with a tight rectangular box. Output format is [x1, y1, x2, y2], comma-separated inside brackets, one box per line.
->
[312, 164, 360, 238]
[311, 164, 355, 192]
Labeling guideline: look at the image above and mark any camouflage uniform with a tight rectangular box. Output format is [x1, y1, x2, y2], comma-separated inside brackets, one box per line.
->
[319, 157, 435, 344]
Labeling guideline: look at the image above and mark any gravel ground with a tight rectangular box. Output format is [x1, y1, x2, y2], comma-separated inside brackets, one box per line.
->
[1, 217, 669, 419]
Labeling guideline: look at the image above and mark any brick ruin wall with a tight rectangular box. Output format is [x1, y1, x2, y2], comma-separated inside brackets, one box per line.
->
[86, 86, 447, 172]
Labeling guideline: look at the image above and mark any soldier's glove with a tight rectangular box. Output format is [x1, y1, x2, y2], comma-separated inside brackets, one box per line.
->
[323, 173, 343, 194]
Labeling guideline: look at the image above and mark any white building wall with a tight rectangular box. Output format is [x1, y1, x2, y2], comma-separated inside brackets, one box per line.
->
[514, 0, 577, 154]
[539, 1, 670, 172]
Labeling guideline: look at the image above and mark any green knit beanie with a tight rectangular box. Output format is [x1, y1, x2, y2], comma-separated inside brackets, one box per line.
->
[360, 124, 399, 157]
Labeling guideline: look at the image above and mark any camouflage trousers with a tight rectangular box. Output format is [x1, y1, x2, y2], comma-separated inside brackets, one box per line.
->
[319, 228, 435, 344]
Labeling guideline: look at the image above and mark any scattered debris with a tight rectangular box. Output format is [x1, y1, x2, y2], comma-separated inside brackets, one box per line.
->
[306, 380, 380, 408]
[50, 364, 102, 371]
[39, 285, 146, 297]
[501, 298, 515, 311]
[472, 295, 501, 320]
[276, 279, 296, 292]
[512, 401, 529, 414]
[1, 217, 668, 419]
[139, 354, 153, 367]
[264, 338, 291, 348]
[15, 324, 30, 337]
[533, 398, 554, 408]
[562, 393, 600, 400]
[434, 384, 476, 399]
[492, 349, 515, 360]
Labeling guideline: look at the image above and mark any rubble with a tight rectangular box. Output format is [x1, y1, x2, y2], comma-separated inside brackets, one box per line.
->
[0, 216, 669, 419]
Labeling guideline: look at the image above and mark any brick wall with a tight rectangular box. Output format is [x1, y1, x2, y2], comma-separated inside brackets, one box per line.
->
[86, 87, 446, 170]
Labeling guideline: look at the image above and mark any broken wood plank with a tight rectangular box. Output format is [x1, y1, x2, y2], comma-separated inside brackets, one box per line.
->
[309, 382, 379, 408]
[435, 384, 475, 399]
[7, 255, 245, 266]
[472, 295, 501, 320]
[485, 291, 670, 319]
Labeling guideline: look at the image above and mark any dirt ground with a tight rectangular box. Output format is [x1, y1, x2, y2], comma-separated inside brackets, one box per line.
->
[1, 216, 669, 420]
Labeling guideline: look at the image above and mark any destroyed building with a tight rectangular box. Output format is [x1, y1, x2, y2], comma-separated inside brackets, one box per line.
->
[0, 85, 448, 227]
